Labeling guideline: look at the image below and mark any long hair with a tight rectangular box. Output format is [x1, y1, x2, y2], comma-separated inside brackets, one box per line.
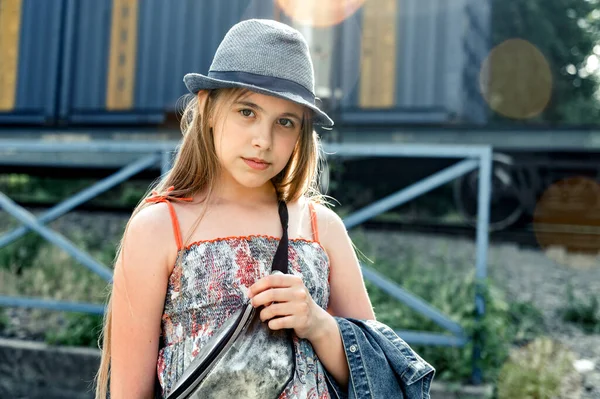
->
[94, 87, 327, 398]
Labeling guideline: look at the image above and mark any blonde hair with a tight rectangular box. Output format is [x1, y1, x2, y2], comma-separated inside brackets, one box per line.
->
[94, 87, 327, 398]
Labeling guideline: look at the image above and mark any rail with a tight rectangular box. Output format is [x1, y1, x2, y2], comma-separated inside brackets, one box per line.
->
[0, 140, 492, 384]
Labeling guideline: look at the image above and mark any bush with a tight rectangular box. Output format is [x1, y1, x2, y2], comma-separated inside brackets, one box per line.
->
[559, 284, 600, 333]
[0, 233, 111, 342]
[506, 300, 547, 346]
[45, 312, 104, 347]
[496, 337, 580, 399]
[0, 308, 8, 329]
[366, 269, 514, 384]
[0, 232, 44, 274]
[356, 236, 546, 385]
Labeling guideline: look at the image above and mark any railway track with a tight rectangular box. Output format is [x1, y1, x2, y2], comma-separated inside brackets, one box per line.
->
[362, 219, 542, 248]
[363, 219, 600, 254]
[8, 199, 136, 216]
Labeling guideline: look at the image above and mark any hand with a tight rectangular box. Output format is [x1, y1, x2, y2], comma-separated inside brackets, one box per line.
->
[248, 273, 326, 342]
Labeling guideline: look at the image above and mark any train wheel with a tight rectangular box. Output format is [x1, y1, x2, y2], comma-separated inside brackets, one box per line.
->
[453, 153, 524, 231]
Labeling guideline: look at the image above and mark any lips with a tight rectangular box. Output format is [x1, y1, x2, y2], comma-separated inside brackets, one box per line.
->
[243, 157, 270, 170]
[244, 157, 269, 164]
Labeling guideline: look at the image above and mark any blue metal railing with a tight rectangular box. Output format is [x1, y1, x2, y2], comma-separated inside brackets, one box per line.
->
[327, 143, 492, 384]
[0, 141, 176, 314]
[0, 140, 492, 383]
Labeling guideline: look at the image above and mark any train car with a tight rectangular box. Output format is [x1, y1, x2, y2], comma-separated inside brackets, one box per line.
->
[58, 0, 276, 125]
[331, 0, 491, 126]
[0, 0, 64, 124]
[0, 0, 276, 126]
[0, 0, 490, 127]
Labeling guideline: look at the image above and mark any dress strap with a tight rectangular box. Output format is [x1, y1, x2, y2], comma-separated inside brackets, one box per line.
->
[145, 186, 193, 251]
[308, 201, 319, 243]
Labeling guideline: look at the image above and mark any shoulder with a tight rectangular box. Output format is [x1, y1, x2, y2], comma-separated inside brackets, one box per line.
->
[310, 201, 343, 226]
[306, 200, 348, 250]
[128, 202, 174, 238]
[120, 202, 180, 273]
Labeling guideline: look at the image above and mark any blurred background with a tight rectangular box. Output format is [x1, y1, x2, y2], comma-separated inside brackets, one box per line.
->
[0, 0, 599, 398]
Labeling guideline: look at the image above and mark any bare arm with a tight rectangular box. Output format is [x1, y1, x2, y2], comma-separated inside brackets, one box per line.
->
[309, 204, 376, 388]
[109, 204, 174, 398]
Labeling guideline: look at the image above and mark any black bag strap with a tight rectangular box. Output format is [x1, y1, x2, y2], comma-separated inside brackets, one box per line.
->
[271, 200, 289, 274]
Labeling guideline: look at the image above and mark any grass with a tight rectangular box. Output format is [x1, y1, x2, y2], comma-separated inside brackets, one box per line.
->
[0, 208, 561, 391]
[0, 217, 116, 344]
[0, 308, 8, 329]
[0, 238, 112, 303]
[496, 337, 579, 399]
[348, 229, 547, 385]
[45, 312, 105, 347]
[559, 284, 600, 333]
[0, 172, 594, 397]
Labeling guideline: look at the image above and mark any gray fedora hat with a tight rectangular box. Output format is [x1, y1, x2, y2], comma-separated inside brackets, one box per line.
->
[183, 19, 334, 128]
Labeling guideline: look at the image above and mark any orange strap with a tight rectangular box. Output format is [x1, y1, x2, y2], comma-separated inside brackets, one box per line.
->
[308, 202, 319, 243]
[145, 186, 193, 251]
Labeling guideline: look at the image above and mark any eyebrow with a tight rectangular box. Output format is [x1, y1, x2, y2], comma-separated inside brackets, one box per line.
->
[235, 101, 303, 122]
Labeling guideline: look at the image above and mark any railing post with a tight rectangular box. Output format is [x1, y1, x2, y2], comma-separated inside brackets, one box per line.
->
[472, 146, 492, 384]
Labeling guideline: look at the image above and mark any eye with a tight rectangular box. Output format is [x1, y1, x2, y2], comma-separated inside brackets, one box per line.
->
[278, 118, 295, 128]
[239, 109, 255, 118]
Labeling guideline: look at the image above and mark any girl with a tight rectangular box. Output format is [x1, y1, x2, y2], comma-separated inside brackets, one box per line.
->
[95, 19, 375, 399]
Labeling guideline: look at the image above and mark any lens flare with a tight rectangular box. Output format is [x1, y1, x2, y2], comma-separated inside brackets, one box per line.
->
[480, 39, 552, 120]
[275, 0, 365, 27]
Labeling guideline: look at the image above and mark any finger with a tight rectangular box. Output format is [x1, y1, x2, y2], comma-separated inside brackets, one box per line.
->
[248, 274, 296, 297]
[251, 288, 292, 308]
[259, 302, 293, 322]
[248, 274, 301, 298]
[267, 315, 295, 331]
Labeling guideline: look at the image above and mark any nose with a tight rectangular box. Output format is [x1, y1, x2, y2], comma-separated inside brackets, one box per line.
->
[251, 122, 273, 150]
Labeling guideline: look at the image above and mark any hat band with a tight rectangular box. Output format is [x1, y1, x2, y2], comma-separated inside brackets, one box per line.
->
[208, 71, 315, 105]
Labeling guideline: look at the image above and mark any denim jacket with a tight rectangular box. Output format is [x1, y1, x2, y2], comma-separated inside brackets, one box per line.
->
[323, 317, 436, 399]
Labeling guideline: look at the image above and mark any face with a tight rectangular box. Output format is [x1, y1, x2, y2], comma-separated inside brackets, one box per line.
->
[210, 91, 305, 190]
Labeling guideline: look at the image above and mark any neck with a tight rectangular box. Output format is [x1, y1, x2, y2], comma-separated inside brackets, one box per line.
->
[210, 172, 279, 206]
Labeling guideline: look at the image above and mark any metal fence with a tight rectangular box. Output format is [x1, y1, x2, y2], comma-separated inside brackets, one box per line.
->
[327, 143, 492, 384]
[0, 140, 491, 383]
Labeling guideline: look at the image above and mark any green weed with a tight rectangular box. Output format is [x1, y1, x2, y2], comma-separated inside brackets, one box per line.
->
[496, 337, 579, 399]
[559, 284, 600, 333]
